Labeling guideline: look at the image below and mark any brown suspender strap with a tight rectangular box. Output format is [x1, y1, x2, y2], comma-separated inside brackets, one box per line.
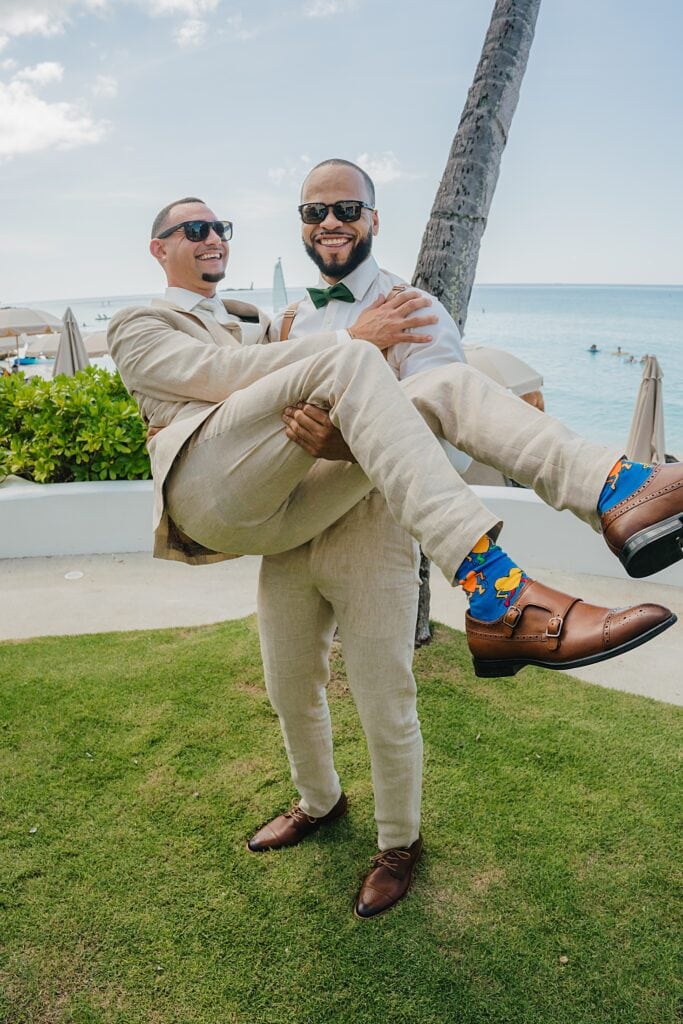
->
[279, 301, 301, 341]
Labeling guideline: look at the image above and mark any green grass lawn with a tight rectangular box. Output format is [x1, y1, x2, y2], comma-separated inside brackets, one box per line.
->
[1, 617, 681, 1024]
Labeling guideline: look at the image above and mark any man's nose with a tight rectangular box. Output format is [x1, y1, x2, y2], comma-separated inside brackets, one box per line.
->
[320, 207, 344, 229]
[207, 225, 226, 244]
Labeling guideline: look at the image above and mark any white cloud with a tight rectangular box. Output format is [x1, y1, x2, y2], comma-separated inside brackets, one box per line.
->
[224, 13, 259, 41]
[147, 0, 218, 13]
[0, 1, 106, 42]
[92, 73, 117, 97]
[356, 151, 414, 184]
[303, 0, 357, 17]
[144, 0, 219, 49]
[0, 0, 219, 51]
[16, 61, 64, 85]
[174, 17, 205, 46]
[268, 155, 313, 186]
[0, 75, 107, 160]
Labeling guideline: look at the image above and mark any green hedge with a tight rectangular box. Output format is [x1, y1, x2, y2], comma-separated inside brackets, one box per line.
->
[0, 368, 151, 484]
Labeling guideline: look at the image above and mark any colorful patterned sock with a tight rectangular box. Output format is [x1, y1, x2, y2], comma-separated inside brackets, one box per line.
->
[597, 457, 654, 515]
[455, 535, 528, 622]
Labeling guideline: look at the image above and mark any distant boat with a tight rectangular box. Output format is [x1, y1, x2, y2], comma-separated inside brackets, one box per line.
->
[95, 313, 110, 321]
[220, 282, 254, 292]
[272, 257, 288, 313]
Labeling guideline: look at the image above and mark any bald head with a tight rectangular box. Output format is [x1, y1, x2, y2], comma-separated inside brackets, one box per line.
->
[301, 159, 375, 206]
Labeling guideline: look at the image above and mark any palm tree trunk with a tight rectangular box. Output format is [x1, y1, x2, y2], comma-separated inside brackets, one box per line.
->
[413, 0, 542, 643]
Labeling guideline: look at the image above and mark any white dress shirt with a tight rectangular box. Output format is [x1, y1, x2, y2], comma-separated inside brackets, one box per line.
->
[164, 286, 265, 344]
[272, 255, 471, 472]
[165, 286, 233, 324]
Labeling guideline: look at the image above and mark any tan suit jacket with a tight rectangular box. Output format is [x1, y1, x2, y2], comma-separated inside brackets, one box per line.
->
[107, 296, 339, 563]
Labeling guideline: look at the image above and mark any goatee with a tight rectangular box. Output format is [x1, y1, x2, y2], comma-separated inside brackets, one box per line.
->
[201, 270, 226, 284]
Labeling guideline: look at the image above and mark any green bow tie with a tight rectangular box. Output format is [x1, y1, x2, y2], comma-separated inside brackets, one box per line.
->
[307, 281, 355, 309]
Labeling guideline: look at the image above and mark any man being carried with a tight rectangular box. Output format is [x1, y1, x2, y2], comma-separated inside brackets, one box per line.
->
[108, 197, 681, 681]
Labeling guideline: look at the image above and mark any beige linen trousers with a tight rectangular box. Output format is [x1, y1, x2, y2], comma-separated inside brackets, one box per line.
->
[258, 491, 422, 848]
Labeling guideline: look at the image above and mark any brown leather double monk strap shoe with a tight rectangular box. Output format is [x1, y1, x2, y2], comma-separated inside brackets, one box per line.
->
[247, 793, 348, 853]
[354, 836, 423, 920]
[466, 578, 675, 678]
[601, 463, 683, 578]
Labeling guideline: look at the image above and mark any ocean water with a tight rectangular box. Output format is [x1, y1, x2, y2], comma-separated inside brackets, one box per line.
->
[466, 285, 683, 458]
[28, 284, 683, 458]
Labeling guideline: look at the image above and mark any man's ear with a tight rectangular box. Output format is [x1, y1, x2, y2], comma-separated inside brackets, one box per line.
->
[150, 238, 165, 263]
[372, 209, 380, 237]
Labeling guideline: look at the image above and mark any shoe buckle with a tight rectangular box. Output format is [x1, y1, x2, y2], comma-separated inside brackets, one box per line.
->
[503, 605, 523, 633]
[545, 615, 563, 644]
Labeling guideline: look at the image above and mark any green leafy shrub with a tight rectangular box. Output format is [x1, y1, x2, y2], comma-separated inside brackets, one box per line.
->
[0, 368, 151, 483]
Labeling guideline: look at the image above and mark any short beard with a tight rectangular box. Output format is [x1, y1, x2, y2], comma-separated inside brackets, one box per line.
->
[201, 270, 226, 284]
[303, 228, 373, 281]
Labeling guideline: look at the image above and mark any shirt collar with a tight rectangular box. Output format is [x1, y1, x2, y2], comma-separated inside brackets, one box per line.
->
[165, 286, 220, 312]
[315, 255, 379, 303]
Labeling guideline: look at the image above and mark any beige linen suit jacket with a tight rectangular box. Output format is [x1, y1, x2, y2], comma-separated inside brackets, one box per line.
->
[107, 297, 340, 564]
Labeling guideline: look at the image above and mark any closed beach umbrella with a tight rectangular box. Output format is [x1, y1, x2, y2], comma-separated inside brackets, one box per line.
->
[0, 306, 62, 355]
[53, 307, 90, 377]
[463, 344, 543, 396]
[626, 355, 666, 464]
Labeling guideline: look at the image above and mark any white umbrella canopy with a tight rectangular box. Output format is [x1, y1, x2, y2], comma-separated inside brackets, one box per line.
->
[25, 329, 109, 357]
[23, 332, 60, 356]
[0, 306, 62, 355]
[626, 355, 666, 464]
[52, 307, 91, 377]
[463, 344, 543, 396]
[81, 330, 110, 357]
[461, 345, 545, 487]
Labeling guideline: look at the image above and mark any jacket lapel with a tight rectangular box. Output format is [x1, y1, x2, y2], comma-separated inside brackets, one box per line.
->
[150, 296, 271, 347]
[151, 297, 242, 347]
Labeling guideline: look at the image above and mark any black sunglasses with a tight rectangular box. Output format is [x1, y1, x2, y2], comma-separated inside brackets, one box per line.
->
[298, 201, 374, 225]
[156, 219, 233, 242]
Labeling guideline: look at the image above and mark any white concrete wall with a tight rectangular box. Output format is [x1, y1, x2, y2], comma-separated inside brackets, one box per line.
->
[1, 476, 682, 587]
[477, 485, 683, 586]
[0, 477, 153, 558]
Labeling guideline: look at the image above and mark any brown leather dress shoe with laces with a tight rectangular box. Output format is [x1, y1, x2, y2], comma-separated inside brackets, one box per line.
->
[247, 793, 348, 853]
[601, 462, 683, 577]
[354, 836, 423, 920]
[466, 578, 675, 678]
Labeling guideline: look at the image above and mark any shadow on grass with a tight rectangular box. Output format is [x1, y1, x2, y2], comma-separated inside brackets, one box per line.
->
[1, 618, 680, 1024]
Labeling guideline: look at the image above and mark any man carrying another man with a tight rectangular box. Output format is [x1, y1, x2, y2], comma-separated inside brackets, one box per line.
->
[108, 176, 683, 917]
[252, 158, 473, 918]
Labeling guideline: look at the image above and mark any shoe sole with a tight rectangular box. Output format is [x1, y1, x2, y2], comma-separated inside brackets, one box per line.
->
[619, 515, 683, 578]
[471, 612, 677, 678]
[353, 899, 407, 921]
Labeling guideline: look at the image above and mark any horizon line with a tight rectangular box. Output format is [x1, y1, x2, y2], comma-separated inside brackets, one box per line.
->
[13, 281, 683, 306]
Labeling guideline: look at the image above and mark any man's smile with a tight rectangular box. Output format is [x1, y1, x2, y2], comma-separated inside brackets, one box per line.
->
[313, 232, 353, 250]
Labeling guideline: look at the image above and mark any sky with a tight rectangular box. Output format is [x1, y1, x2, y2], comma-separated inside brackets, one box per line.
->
[1, 0, 682, 302]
